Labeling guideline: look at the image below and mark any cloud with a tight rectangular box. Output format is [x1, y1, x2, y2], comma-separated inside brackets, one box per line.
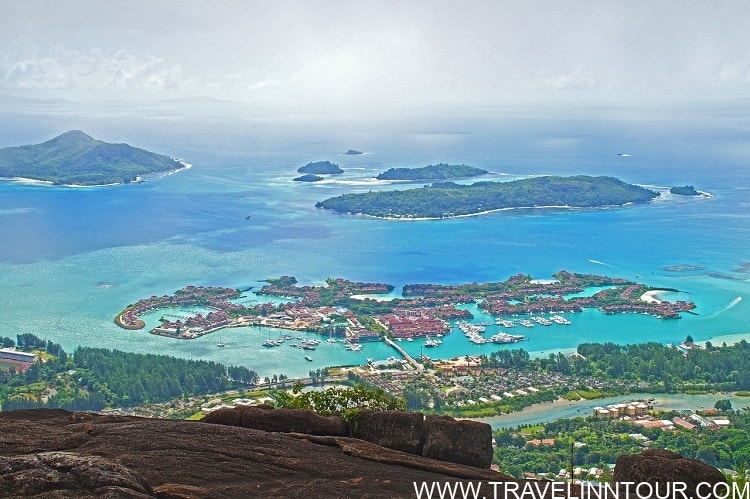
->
[0, 45, 182, 92]
[2, 1, 750, 110]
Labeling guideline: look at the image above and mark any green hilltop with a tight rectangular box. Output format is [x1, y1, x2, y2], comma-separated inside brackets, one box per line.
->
[0, 130, 184, 186]
[376, 163, 488, 181]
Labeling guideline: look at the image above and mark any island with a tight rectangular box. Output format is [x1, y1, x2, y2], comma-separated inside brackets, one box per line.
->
[293, 174, 325, 182]
[315, 175, 660, 219]
[0, 130, 186, 186]
[344, 149, 364, 155]
[670, 185, 701, 196]
[114, 271, 695, 343]
[297, 161, 344, 175]
[375, 163, 488, 181]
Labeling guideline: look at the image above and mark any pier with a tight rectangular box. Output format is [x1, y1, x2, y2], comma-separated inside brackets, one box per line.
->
[383, 336, 423, 373]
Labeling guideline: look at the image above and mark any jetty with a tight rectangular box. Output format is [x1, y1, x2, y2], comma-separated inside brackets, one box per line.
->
[383, 336, 423, 373]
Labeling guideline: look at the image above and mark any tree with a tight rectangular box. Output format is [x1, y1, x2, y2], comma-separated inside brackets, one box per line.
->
[715, 399, 733, 411]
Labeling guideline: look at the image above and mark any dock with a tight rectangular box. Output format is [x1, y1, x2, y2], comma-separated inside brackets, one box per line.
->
[383, 336, 423, 373]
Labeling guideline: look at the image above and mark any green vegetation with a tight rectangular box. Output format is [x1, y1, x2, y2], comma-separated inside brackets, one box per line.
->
[390, 341, 750, 420]
[316, 175, 659, 218]
[375, 163, 488, 181]
[297, 160, 343, 174]
[494, 406, 750, 478]
[272, 382, 405, 415]
[0, 130, 183, 185]
[0, 334, 258, 412]
[670, 185, 700, 196]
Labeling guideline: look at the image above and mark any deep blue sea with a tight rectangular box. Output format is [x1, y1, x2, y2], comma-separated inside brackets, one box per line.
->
[0, 103, 748, 378]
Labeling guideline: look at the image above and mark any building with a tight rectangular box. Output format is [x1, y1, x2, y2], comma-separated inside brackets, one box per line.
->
[0, 348, 38, 364]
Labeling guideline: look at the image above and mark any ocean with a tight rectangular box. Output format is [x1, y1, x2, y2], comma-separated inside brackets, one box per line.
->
[0, 103, 748, 379]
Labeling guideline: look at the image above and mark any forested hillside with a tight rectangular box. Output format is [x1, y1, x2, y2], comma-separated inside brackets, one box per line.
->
[0, 334, 258, 411]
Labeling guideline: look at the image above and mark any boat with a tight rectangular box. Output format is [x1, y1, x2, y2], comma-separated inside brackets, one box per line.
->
[305, 355, 313, 361]
[489, 332, 526, 344]
[550, 314, 572, 325]
[425, 336, 439, 347]
[262, 338, 279, 347]
[216, 335, 226, 347]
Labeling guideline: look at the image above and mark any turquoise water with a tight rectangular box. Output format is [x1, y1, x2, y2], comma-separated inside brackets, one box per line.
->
[0, 111, 748, 378]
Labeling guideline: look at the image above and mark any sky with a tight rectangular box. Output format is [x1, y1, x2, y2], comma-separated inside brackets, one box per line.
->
[2, 1, 750, 114]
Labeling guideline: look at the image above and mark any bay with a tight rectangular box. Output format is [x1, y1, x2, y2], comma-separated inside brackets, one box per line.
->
[0, 107, 748, 379]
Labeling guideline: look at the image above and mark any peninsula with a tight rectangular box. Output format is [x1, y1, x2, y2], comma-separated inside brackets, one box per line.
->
[316, 175, 659, 219]
[0, 130, 185, 186]
[376, 163, 488, 181]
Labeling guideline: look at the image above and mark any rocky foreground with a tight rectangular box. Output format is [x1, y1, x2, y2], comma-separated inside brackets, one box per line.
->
[0, 408, 727, 498]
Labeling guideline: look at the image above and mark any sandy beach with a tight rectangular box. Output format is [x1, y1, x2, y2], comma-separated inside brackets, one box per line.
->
[640, 289, 665, 303]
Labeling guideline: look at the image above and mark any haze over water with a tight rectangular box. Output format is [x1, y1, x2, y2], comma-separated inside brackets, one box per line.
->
[0, 104, 748, 378]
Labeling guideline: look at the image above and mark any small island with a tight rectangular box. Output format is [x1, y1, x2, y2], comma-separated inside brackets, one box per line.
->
[0, 130, 186, 186]
[670, 185, 701, 196]
[293, 174, 325, 182]
[376, 163, 488, 181]
[297, 161, 344, 175]
[344, 149, 364, 155]
[316, 175, 660, 219]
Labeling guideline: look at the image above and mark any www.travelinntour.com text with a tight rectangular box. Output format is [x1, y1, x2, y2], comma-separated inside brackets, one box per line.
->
[413, 481, 750, 499]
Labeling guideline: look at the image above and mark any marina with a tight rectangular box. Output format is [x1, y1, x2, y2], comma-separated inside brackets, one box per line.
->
[0, 106, 747, 381]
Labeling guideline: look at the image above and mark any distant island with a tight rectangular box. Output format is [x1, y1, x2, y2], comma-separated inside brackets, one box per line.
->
[297, 161, 343, 175]
[316, 175, 660, 219]
[376, 163, 489, 181]
[0, 130, 185, 186]
[670, 185, 701, 196]
[293, 174, 325, 182]
[344, 149, 363, 155]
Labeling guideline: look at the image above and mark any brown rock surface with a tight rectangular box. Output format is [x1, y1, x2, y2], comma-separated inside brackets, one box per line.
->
[202, 405, 347, 436]
[614, 448, 726, 499]
[422, 415, 494, 469]
[0, 409, 514, 498]
[351, 409, 425, 455]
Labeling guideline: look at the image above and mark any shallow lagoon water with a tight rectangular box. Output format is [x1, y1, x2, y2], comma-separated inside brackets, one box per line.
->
[0, 112, 748, 378]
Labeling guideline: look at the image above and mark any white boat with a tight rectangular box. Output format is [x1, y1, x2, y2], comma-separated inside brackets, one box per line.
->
[305, 355, 313, 361]
[425, 336, 439, 347]
[489, 332, 526, 344]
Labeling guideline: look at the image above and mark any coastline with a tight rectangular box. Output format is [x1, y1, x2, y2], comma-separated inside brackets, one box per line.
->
[640, 289, 666, 303]
[471, 392, 742, 429]
[0, 161, 191, 188]
[348, 202, 650, 222]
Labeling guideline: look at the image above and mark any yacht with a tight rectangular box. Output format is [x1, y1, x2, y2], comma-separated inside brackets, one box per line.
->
[425, 336, 439, 347]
